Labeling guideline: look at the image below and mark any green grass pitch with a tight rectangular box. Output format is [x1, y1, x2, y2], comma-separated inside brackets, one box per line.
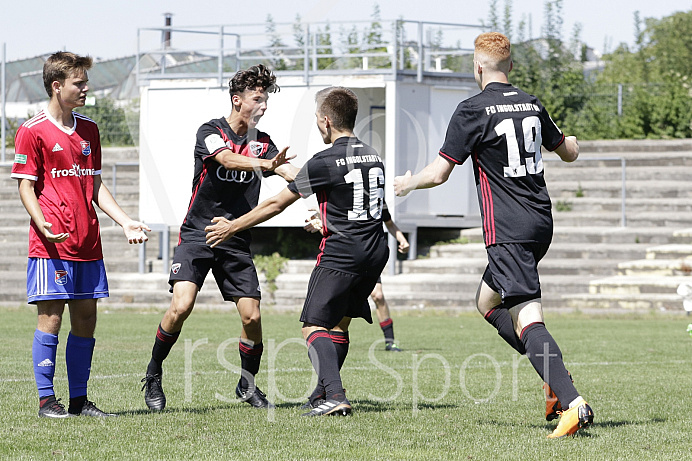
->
[1, 307, 691, 460]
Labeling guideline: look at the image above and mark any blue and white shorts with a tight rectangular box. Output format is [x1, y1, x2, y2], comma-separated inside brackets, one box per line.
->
[27, 258, 109, 304]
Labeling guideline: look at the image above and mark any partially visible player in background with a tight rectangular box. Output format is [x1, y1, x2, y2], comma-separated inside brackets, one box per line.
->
[11, 51, 150, 418]
[304, 202, 409, 351]
[394, 32, 593, 439]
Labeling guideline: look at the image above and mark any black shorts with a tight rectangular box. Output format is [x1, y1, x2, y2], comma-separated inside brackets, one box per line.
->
[300, 266, 380, 329]
[168, 243, 261, 301]
[482, 242, 550, 308]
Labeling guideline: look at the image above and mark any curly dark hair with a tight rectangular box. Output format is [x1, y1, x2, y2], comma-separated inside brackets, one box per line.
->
[228, 64, 279, 97]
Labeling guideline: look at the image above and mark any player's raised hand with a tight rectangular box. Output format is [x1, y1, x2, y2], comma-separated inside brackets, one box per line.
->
[267, 146, 296, 171]
[397, 235, 410, 254]
[122, 220, 151, 244]
[205, 217, 236, 248]
[41, 222, 69, 243]
[394, 170, 413, 197]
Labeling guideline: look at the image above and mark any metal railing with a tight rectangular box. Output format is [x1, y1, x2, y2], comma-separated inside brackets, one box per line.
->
[136, 19, 484, 87]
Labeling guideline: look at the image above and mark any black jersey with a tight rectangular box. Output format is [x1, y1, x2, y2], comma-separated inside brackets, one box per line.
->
[179, 117, 279, 252]
[439, 82, 565, 246]
[288, 136, 388, 275]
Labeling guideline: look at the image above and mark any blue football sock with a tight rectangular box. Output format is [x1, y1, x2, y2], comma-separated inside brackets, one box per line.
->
[66, 332, 95, 399]
[33, 330, 59, 399]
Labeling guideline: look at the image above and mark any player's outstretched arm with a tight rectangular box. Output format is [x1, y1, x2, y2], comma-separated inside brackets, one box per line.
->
[206, 187, 300, 248]
[92, 175, 150, 244]
[384, 219, 410, 254]
[394, 156, 455, 197]
[554, 136, 579, 163]
[274, 161, 300, 182]
[17, 178, 69, 243]
[215, 146, 296, 173]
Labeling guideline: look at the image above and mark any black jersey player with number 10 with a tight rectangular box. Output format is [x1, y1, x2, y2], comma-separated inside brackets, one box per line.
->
[206, 86, 388, 417]
[395, 32, 594, 439]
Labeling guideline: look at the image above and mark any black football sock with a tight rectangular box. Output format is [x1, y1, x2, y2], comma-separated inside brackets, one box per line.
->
[329, 330, 350, 370]
[238, 340, 263, 390]
[147, 324, 180, 376]
[521, 322, 579, 405]
[484, 308, 526, 354]
[306, 330, 345, 401]
[379, 319, 395, 345]
[68, 395, 87, 414]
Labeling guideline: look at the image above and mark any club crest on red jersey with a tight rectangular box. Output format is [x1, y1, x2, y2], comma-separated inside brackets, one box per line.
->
[80, 140, 91, 156]
[54, 270, 69, 286]
[248, 141, 264, 158]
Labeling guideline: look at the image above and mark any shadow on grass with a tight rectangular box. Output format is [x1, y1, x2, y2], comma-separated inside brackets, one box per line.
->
[116, 400, 304, 416]
[351, 399, 459, 413]
[474, 416, 668, 439]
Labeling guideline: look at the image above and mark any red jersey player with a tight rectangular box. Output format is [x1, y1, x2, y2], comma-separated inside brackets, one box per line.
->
[11, 51, 150, 418]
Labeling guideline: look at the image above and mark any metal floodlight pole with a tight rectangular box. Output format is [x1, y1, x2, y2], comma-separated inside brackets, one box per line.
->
[417, 21, 423, 83]
[304, 24, 310, 85]
[218, 26, 224, 88]
[1, 42, 6, 163]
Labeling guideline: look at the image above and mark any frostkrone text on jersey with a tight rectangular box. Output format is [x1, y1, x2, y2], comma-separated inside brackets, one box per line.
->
[50, 165, 96, 178]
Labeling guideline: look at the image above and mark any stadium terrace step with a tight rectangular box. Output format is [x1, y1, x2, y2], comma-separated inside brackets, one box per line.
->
[564, 293, 684, 311]
[618, 258, 692, 277]
[546, 180, 692, 199]
[587, 275, 691, 295]
[552, 211, 692, 228]
[645, 244, 692, 260]
[461, 226, 692, 246]
[553, 197, 692, 214]
[544, 165, 692, 183]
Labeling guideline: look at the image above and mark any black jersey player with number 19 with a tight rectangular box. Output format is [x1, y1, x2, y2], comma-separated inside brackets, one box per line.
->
[206, 87, 388, 416]
[395, 32, 593, 439]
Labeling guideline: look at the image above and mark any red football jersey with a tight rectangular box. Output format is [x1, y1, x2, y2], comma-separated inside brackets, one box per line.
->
[11, 110, 103, 261]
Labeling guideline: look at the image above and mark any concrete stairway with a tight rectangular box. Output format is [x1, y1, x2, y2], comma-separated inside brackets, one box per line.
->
[1, 140, 691, 313]
[273, 140, 692, 313]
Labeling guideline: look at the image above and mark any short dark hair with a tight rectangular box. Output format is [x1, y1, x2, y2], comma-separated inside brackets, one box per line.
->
[315, 87, 358, 131]
[228, 64, 279, 97]
[43, 51, 93, 97]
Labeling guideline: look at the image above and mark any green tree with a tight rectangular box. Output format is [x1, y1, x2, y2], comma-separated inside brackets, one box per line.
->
[293, 14, 305, 49]
[266, 14, 287, 71]
[364, 4, 389, 68]
[316, 23, 335, 70]
[589, 10, 692, 138]
[76, 98, 137, 146]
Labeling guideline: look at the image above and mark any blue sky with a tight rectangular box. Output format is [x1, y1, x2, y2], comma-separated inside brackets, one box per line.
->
[1, 0, 689, 61]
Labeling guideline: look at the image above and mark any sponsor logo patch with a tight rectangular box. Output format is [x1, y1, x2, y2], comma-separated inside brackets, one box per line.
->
[80, 140, 91, 156]
[54, 270, 69, 286]
[52, 143, 63, 152]
[14, 154, 27, 164]
[171, 263, 181, 275]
